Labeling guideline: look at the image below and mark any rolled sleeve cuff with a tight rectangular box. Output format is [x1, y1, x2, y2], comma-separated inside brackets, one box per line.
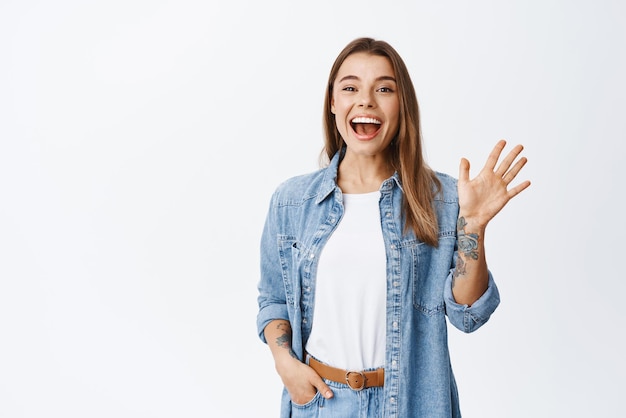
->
[256, 303, 290, 343]
[444, 271, 500, 333]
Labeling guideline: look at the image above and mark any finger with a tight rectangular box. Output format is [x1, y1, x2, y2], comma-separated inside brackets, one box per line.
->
[289, 388, 319, 406]
[459, 157, 470, 183]
[311, 374, 333, 399]
[495, 144, 524, 177]
[507, 180, 531, 199]
[503, 156, 528, 184]
[483, 140, 507, 172]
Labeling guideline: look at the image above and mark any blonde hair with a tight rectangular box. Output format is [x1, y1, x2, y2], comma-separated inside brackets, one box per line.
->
[321, 37, 441, 246]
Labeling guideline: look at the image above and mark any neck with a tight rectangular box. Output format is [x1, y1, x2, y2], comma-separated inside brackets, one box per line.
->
[337, 154, 393, 194]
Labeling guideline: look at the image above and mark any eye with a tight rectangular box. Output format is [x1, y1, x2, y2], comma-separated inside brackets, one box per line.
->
[342, 86, 356, 92]
[377, 86, 394, 93]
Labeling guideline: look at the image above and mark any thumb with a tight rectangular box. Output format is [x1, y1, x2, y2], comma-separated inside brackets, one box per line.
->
[459, 157, 470, 183]
[310, 374, 333, 399]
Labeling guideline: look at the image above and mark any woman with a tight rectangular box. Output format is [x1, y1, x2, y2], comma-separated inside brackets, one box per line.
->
[256, 37, 529, 418]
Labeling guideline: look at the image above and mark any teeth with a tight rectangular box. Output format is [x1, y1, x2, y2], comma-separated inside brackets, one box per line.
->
[351, 117, 381, 124]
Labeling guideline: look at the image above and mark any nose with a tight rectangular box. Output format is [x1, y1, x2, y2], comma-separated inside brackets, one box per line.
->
[358, 91, 375, 108]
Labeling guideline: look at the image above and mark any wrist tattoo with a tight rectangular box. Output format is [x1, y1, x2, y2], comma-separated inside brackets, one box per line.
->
[457, 217, 479, 260]
[274, 321, 298, 359]
[452, 217, 479, 287]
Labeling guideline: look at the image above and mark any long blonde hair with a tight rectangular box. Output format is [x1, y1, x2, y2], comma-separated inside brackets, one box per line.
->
[322, 37, 441, 246]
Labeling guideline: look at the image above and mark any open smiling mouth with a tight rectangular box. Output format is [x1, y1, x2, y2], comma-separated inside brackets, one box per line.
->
[351, 116, 382, 137]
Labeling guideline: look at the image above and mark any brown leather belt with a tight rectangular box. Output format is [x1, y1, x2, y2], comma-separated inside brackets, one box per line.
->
[307, 355, 384, 391]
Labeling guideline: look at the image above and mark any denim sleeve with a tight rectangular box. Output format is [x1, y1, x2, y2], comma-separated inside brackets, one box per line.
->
[256, 195, 290, 344]
[444, 270, 500, 333]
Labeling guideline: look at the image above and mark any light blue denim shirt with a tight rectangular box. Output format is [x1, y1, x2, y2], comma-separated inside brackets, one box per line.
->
[257, 151, 500, 418]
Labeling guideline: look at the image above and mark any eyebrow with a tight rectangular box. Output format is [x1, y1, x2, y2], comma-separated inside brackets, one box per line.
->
[338, 75, 397, 83]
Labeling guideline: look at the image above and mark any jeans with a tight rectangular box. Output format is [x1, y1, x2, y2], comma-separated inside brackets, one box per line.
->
[291, 378, 384, 418]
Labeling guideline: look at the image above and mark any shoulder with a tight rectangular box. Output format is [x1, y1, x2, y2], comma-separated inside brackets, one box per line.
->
[270, 167, 329, 206]
[433, 171, 458, 203]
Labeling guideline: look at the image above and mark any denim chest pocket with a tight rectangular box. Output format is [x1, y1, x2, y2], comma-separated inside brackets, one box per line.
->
[409, 233, 456, 315]
[277, 235, 314, 307]
[277, 235, 304, 307]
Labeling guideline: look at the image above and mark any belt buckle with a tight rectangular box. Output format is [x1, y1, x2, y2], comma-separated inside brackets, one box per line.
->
[345, 370, 366, 391]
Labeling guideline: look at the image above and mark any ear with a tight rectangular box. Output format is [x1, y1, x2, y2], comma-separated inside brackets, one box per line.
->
[330, 97, 335, 114]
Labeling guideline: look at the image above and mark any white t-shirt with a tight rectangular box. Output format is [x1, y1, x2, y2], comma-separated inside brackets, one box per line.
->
[305, 191, 387, 371]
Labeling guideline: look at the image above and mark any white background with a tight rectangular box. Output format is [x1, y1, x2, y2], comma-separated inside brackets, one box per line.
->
[1, 1, 624, 417]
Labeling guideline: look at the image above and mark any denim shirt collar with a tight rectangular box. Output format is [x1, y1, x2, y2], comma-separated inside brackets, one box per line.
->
[315, 148, 403, 204]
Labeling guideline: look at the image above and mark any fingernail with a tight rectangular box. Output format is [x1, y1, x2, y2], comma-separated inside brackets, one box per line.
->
[325, 390, 333, 398]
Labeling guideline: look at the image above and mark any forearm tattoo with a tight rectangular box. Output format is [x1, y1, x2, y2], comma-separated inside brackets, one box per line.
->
[457, 217, 479, 260]
[452, 256, 466, 285]
[453, 217, 480, 286]
[274, 321, 298, 359]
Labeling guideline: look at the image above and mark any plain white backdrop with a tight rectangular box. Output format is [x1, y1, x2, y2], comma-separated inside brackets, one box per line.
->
[1, 1, 624, 417]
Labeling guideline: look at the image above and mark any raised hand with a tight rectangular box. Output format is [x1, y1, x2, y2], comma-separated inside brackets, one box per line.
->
[457, 140, 530, 228]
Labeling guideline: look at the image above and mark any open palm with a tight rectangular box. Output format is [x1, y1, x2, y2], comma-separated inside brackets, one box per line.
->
[457, 140, 530, 227]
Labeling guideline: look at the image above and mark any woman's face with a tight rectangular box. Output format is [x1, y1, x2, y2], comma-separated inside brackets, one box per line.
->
[331, 52, 400, 158]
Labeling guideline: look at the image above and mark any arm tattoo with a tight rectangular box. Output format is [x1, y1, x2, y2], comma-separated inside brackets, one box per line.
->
[274, 321, 298, 359]
[456, 217, 479, 260]
[452, 255, 466, 287]
[452, 217, 479, 286]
